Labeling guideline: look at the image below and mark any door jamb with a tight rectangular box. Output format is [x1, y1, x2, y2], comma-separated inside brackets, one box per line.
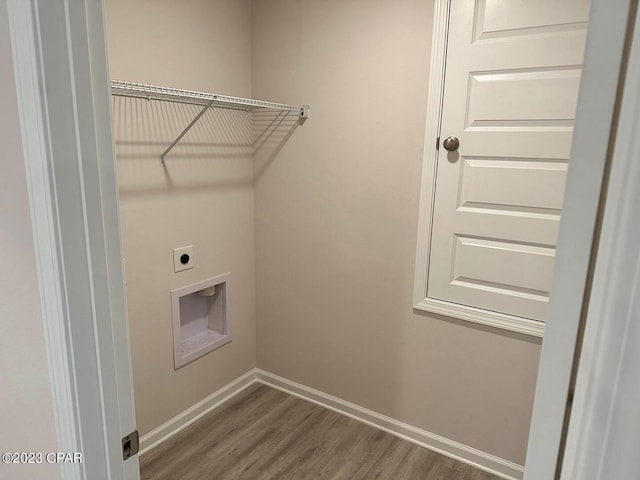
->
[7, 0, 139, 478]
[7, 2, 83, 477]
[525, 0, 637, 477]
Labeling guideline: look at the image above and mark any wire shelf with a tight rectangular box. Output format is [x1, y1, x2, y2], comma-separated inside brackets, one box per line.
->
[110, 80, 309, 165]
[111, 80, 306, 113]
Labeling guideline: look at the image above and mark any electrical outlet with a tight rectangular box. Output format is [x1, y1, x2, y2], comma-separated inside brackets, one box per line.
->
[173, 245, 194, 273]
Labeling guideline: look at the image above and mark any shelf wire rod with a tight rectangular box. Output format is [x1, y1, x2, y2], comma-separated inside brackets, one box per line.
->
[111, 92, 256, 112]
[160, 100, 213, 165]
[111, 81, 301, 112]
[253, 110, 290, 146]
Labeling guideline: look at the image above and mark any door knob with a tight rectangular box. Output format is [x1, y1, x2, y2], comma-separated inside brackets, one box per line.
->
[442, 136, 460, 152]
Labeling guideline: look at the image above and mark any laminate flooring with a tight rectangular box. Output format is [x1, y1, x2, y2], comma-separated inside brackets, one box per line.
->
[140, 383, 502, 480]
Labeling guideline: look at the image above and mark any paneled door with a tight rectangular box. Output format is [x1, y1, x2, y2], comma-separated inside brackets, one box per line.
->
[427, 0, 591, 322]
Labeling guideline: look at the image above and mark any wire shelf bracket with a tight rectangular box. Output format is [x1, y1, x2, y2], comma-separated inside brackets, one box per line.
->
[110, 80, 310, 165]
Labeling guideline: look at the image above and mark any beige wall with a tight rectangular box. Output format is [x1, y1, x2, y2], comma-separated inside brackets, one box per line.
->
[106, 0, 252, 95]
[252, 0, 542, 464]
[105, 0, 542, 464]
[0, 2, 61, 478]
[105, 0, 256, 436]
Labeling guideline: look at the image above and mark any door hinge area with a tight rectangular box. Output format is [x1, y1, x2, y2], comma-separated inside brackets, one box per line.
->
[436, 136, 440, 150]
[122, 430, 139, 460]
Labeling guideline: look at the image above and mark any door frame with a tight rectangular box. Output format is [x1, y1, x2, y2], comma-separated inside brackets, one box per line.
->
[556, 3, 640, 476]
[526, 0, 639, 477]
[7, 0, 138, 479]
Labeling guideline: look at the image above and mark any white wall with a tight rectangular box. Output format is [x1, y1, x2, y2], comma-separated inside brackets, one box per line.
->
[252, 0, 542, 465]
[0, 2, 60, 478]
[105, 0, 256, 436]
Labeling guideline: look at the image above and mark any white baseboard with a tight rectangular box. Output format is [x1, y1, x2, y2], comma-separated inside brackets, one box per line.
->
[255, 369, 524, 480]
[138, 369, 257, 454]
[138, 368, 524, 480]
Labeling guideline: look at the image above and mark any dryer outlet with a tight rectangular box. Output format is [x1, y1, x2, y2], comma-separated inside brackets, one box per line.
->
[173, 245, 194, 273]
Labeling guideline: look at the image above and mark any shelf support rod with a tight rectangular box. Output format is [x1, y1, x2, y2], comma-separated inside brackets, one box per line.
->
[160, 100, 213, 165]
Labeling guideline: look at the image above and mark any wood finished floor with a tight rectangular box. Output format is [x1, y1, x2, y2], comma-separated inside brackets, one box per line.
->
[140, 384, 501, 480]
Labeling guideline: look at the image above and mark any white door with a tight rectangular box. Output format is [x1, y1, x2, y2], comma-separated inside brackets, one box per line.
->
[427, 0, 591, 322]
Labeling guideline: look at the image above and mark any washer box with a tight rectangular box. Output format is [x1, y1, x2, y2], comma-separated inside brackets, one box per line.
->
[171, 273, 231, 369]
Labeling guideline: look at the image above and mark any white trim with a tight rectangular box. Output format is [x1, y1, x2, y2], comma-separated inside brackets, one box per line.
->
[560, 3, 640, 477]
[7, 2, 83, 479]
[138, 370, 257, 454]
[8, 0, 139, 478]
[413, 0, 449, 307]
[523, 0, 634, 478]
[411, 0, 544, 338]
[414, 298, 545, 337]
[139, 368, 522, 479]
[255, 370, 523, 480]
